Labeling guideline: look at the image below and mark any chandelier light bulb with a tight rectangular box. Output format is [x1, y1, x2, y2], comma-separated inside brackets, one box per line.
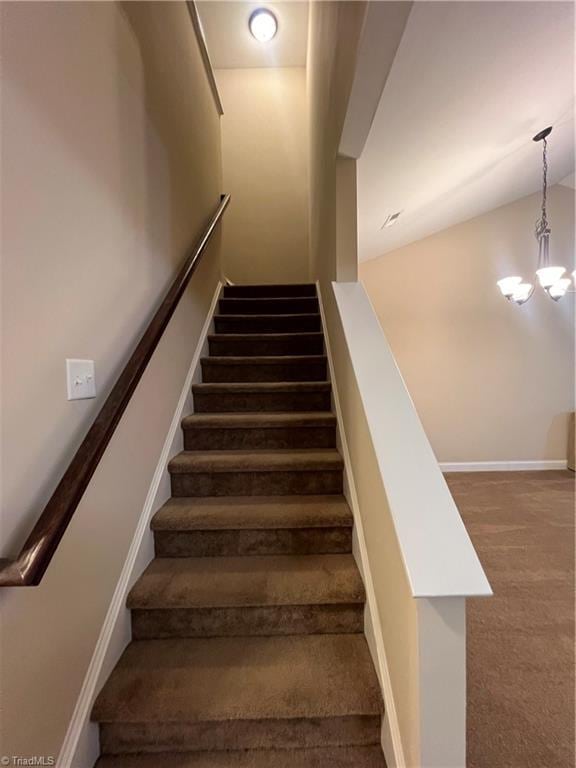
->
[536, 266, 566, 289]
[497, 276, 522, 298]
[547, 278, 571, 301]
[510, 283, 534, 306]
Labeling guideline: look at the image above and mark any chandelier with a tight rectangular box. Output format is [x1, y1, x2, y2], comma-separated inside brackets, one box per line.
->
[497, 126, 574, 306]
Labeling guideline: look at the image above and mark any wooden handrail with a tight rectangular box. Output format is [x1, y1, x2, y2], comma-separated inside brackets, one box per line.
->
[0, 194, 230, 587]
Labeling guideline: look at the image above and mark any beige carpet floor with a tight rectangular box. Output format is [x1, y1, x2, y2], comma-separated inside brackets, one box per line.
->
[446, 470, 575, 768]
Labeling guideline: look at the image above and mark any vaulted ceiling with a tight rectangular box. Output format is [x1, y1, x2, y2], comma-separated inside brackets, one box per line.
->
[357, 1, 575, 262]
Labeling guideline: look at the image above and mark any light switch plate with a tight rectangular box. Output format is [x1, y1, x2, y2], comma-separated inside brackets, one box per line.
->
[66, 359, 96, 400]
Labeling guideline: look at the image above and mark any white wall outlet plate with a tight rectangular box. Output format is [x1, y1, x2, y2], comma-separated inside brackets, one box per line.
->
[66, 359, 96, 400]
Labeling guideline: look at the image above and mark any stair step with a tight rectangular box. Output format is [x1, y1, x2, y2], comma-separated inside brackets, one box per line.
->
[151, 496, 353, 557]
[92, 634, 382, 753]
[152, 495, 353, 530]
[169, 450, 343, 473]
[219, 297, 319, 316]
[214, 314, 322, 334]
[92, 281, 383, 765]
[169, 450, 344, 497]
[208, 332, 324, 357]
[182, 412, 336, 450]
[201, 356, 327, 383]
[223, 283, 317, 298]
[193, 382, 332, 414]
[128, 554, 364, 639]
[95, 745, 386, 767]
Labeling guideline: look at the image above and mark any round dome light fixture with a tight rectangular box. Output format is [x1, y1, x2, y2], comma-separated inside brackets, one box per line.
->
[249, 9, 278, 42]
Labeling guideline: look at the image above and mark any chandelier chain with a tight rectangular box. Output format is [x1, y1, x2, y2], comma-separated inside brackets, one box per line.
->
[536, 137, 549, 239]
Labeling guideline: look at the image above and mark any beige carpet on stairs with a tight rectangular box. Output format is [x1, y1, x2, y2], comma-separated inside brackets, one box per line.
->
[95, 745, 387, 767]
[92, 283, 386, 767]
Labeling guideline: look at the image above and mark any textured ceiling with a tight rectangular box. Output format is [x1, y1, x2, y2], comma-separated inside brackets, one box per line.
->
[357, 1, 575, 262]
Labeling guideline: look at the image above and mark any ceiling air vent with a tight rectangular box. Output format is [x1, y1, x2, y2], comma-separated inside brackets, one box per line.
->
[381, 211, 402, 229]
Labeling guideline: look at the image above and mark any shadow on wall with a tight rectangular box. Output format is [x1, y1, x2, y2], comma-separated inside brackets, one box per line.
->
[1, 1, 223, 554]
[0, 1, 222, 760]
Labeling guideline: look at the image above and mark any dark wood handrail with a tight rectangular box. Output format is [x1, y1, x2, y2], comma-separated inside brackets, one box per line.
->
[0, 194, 230, 587]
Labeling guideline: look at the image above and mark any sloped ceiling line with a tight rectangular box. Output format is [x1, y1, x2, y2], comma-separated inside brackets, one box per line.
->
[356, 1, 575, 262]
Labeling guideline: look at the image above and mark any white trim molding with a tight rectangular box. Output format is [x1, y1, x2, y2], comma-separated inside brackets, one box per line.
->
[57, 282, 223, 768]
[440, 460, 568, 472]
[186, 1, 224, 116]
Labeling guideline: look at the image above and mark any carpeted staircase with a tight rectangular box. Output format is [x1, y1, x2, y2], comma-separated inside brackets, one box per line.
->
[92, 283, 385, 767]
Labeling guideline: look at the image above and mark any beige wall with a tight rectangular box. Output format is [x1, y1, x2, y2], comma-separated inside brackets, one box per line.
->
[306, 7, 426, 762]
[0, 1, 222, 757]
[361, 186, 575, 463]
[307, 1, 366, 284]
[321, 285, 420, 765]
[216, 67, 309, 284]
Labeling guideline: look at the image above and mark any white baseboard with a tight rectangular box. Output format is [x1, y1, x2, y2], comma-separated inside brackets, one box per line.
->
[316, 282, 405, 768]
[440, 460, 568, 472]
[57, 281, 223, 768]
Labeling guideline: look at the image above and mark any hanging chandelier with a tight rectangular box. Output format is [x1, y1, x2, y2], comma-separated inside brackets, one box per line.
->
[497, 126, 574, 306]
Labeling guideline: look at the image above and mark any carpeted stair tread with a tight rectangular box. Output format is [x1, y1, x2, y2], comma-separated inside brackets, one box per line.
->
[95, 745, 386, 767]
[151, 495, 353, 558]
[192, 382, 332, 413]
[203, 355, 327, 365]
[92, 634, 382, 724]
[201, 356, 328, 383]
[201, 356, 327, 384]
[169, 450, 344, 474]
[193, 381, 330, 394]
[208, 333, 324, 357]
[127, 554, 364, 610]
[209, 332, 324, 341]
[213, 314, 322, 334]
[223, 283, 317, 297]
[192, 381, 332, 413]
[219, 298, 319, 315]
[213, 313, 321, 323]
[182, 412, 336, 429]
[152, 496, 352, 532]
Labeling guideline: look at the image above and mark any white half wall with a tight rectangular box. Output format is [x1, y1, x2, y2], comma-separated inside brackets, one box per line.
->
[318, 280, 489, 767]
[417, 597, 466, 768]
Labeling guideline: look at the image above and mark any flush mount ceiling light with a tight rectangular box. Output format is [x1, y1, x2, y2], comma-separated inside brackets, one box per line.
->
[497, 126, 574, 306]
[249, 8, 278, 42]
